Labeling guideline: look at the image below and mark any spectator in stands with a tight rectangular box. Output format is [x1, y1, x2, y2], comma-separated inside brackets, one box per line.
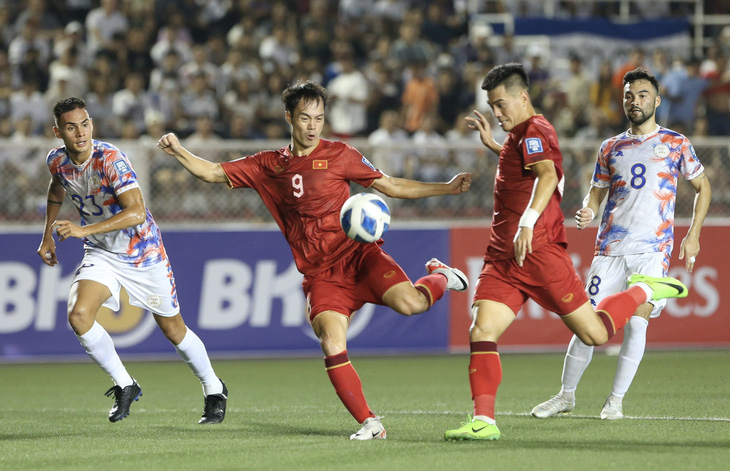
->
[125, 28, 156, 78]
[52, 21, 88, 67]
[327, 49, 370, 139]
[150, 18, 193, 66]
[9, 80, 48, 135]
[401, 59, 438, 134]
[495, 33, 523, 65]
[180, 44, 219, 88]
[221, 77, 264, 124]
[592, 60, 622, 128]
[112, 72, 152, 134]
[661, 57, 708, 135]
[259, 23, 299, 73]
[185, 115, 222, 147]
[390, 21, 435, 66]
[8, 19, 51, 68]
[85, 0, 128, 58]
[216, 47, 262, 98]
[227, 112, 265, 140]
[368, 109, 410, 177]
[48, 46, 88, 98]
[13, 0, 62, 40]
[563, 53, 592, 129]
[435, 62, 465, 133]
[0, 5, 14, 48]
[179, 72, 220, 131]
[86, 76, 117, 138]
[702, 49, 730, 136]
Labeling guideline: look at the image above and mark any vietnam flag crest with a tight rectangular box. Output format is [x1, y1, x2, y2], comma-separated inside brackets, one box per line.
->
[313, 160, 328, 169]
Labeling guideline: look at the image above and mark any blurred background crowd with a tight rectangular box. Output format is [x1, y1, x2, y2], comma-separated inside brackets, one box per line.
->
[1, 0, 729, 223]
[2, 0, 730, 144]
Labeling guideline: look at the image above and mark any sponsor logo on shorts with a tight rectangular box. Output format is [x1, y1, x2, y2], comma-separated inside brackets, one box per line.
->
[562, 293, 574, 303]
[147, 294, 162, 308]
[383, 270, 396, 278]
[469, 369, 477, 374]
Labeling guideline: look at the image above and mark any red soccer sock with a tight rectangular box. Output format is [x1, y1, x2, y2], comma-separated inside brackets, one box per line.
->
[595, 286, 647, 339]
[414, 274, 447, 307]
[468, 341, 502, 420]
[324, 351, 374, 423]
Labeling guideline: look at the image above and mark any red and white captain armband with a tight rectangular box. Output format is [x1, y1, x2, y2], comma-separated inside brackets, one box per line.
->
[518, 208, 540, 229]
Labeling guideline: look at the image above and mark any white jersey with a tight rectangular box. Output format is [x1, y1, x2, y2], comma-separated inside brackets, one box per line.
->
[591, 126, 703, 258]
[46, 140, 167, 267]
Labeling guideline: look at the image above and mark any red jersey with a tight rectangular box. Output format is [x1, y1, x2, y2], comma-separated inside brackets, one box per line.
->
[220, 139, 383, 275]
[486, 115, 567, 261]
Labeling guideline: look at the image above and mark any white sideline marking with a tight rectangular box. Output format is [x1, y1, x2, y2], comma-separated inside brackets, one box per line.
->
[381, 409, 730, 423]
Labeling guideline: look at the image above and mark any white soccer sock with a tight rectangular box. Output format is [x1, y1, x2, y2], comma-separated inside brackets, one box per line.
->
[560, 335, 595, 396]
[634, 282, 653, 303]
[611, 316, 649, 398]
[174, 328, 222, 396]
[473, 415, 496, 425]
[76, 321, 133, 388]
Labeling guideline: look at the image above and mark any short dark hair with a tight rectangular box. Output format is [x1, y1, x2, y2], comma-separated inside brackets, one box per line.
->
[53, 97, 87, 123]
[623, 67, 659, 94]
[281, 80, 328, 115]
[481, 63, 530, 92]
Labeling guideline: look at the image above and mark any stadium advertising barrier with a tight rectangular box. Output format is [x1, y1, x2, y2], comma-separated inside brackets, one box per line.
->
[0, 229, 450, 360]
[2, 224, 727, 361]
[449, 224, 729, 352]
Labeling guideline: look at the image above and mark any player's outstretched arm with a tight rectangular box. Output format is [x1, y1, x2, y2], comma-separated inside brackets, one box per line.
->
[53, 188, 147, 242]
[575, 186, 607, 230]
[370, 172, 472, 199]
[157, 133, 228, 183]
[679, 171, 711, 273]
[37, 178, 66, 266]
[514, 161, 558, 267]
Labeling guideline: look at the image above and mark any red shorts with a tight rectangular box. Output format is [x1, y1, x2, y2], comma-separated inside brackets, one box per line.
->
[474, 243, 589, 316]
[303, 243, 410, 323]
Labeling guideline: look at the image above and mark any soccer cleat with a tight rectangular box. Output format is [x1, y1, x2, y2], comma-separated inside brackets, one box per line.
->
[530, 393, 575, 418]
[444, 416, 501, 441]
[350, 416, 386, 440]
[199, 379, 228, 424]
[105, 380, 142, 423]
[628, 274, 688, 301]
[426, 258, 468, 292]
[600, 394, 624, 420]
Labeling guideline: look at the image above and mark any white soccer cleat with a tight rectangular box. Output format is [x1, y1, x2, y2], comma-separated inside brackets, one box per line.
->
[425, 258, 468, 292]
[531, 393, 575, 418]
[600, 394, 624, 420]
[350, 416, 387, 440]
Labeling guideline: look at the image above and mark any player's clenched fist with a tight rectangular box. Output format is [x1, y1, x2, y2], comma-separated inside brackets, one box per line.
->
[157, 133, 181, 154]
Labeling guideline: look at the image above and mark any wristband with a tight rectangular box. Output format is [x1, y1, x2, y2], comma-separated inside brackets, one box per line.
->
[518, 208, 540, 229]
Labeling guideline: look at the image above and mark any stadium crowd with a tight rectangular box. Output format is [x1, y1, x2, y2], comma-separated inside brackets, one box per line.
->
[2, 0, 730, 149]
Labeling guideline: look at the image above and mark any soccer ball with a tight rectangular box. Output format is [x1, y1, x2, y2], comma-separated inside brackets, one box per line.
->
[340, 193, 391, 243]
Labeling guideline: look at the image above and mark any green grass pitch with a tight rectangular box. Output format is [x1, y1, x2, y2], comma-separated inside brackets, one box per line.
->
[1, 351, 728, 471]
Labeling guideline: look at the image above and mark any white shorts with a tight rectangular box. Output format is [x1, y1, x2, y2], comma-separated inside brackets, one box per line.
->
[586, 252, 670, 318]
[73, 250, 180, 317]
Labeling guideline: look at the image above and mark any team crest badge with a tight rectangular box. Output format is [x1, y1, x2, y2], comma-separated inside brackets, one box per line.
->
[653, 143, 670, 158]
[146, 294, 162, 308]
[313, 160, 328, 169]
[88, 173, 102, 191]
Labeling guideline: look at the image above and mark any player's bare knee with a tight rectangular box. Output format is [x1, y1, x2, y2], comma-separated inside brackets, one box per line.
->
[576, 330, 607, 346]
[67, 306, 94, 334]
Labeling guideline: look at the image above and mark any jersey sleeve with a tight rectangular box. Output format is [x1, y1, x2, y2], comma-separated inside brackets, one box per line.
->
[679, 138, 705, 181]
[341, 143, 383, 187]
[591, 141, 611, 188]
[104, 149, 140, 195]
[521, 123, 556, 168]
[220, 153, 263, 189]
